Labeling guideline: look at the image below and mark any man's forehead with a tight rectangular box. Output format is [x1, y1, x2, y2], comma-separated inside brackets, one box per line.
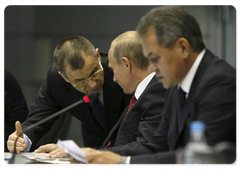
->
[80, 56, 99, 71]
[66, 56, 98, 74]
[141, 27, 161, 58]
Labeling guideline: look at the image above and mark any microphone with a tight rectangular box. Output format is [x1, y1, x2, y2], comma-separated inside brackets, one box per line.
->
[8, 92, 97, 164]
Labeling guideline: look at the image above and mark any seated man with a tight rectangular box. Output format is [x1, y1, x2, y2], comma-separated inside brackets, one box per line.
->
[34, 31, 166, 158]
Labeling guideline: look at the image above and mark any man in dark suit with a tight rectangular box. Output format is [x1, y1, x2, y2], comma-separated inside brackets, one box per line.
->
[33, 31, 166, 158]
[7, 36, 131, 153]
[101, 31, 166, 149]
[84, 6, 236, 164]
[4, 69, 29, 152]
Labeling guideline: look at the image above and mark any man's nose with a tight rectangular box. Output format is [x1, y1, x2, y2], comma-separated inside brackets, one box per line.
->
[88, 79, 97, 88]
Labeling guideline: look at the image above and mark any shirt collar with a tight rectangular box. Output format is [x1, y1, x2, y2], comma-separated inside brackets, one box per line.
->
[135, 72, 156, 99]
[179, 49, 206, 97]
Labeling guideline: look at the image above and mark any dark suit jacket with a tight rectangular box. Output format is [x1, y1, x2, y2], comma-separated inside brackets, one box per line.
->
[4, 69, 28, 152]
[110, 49, 236, 164]
[22, 58, 131, 150]
[101, 76, 166, 149]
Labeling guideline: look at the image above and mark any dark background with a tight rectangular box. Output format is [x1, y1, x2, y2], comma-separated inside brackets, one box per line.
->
[4, 6, 236, 107]
[4, 6, 236, 146]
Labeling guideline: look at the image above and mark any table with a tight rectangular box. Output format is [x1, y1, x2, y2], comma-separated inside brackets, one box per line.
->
[4, 152, 71, 164]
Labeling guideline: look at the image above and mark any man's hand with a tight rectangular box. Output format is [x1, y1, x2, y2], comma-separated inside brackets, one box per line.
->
[7, 121, 26, 153]
[81, 147, 97, 154]
[85, 150, 121, 164]
[34, 144, 69, 158]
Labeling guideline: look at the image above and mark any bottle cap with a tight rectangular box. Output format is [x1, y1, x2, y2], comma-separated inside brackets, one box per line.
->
[190, 121, 205, 133]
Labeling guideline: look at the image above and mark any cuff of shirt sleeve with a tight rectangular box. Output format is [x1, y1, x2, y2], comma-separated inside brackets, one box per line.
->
[118, 156, 131, 164]
[126, 156, 131, 164]
[23, 134, 32, 152]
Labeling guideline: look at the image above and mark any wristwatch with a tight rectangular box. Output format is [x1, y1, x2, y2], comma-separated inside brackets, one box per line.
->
[117, 156, 127, 165]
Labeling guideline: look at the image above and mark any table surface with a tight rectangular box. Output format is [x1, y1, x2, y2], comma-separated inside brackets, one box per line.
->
[4, 152, 71, 164]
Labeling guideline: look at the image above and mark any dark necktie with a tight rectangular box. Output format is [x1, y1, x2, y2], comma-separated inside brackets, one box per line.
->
[178, 87, 186, 131]
[124, 95, 137, 119]
[92, 93, 106, 129]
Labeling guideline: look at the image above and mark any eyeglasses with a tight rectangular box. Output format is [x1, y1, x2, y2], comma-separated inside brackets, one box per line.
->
[72, 60, 103, 87]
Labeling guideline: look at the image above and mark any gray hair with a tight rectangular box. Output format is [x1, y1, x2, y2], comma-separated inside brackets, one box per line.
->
[137, 6, 205, 52]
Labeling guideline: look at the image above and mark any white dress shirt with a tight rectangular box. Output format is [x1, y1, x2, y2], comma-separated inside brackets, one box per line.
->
[134, 72, 156, 100]
[180, 49, 206, 98]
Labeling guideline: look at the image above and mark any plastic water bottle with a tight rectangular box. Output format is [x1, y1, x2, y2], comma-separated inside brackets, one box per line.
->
[178, 121, 213, 164]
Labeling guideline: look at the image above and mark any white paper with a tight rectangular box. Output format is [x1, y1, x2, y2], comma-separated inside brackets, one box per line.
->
[57, 139, 88, 164]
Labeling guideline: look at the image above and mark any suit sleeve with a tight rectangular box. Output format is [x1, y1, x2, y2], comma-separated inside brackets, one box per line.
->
[193, 68, 236, 146]
[22, 64, 62, 145]
[130, 151, 176, 164]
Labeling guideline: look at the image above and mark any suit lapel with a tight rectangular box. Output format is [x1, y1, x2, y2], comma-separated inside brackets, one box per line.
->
[168, 87, 180, 149]
[120, 76, 158, 132]
[175, 49, 215, 144]
[120, 76, 157, 126]
[177, 92, 192, 135]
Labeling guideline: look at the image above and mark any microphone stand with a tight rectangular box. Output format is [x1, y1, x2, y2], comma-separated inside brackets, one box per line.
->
[8, 92, 96, 164]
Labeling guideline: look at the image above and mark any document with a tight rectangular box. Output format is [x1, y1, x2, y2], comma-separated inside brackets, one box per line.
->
[57, 139, 88, 164]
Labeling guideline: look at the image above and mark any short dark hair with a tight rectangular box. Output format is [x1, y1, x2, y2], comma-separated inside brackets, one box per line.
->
[53, 36, 97, 76]
[137, 6, 205, 52]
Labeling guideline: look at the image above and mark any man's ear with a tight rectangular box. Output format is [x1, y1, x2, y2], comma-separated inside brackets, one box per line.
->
[122, 57, 131, 72]
[177, 38, 190, 60]
[96, 48, 102, 62]
[58, 71, 70, 83]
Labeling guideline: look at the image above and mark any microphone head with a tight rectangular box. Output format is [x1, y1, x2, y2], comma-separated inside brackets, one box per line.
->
[83, 92, 97, 103]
